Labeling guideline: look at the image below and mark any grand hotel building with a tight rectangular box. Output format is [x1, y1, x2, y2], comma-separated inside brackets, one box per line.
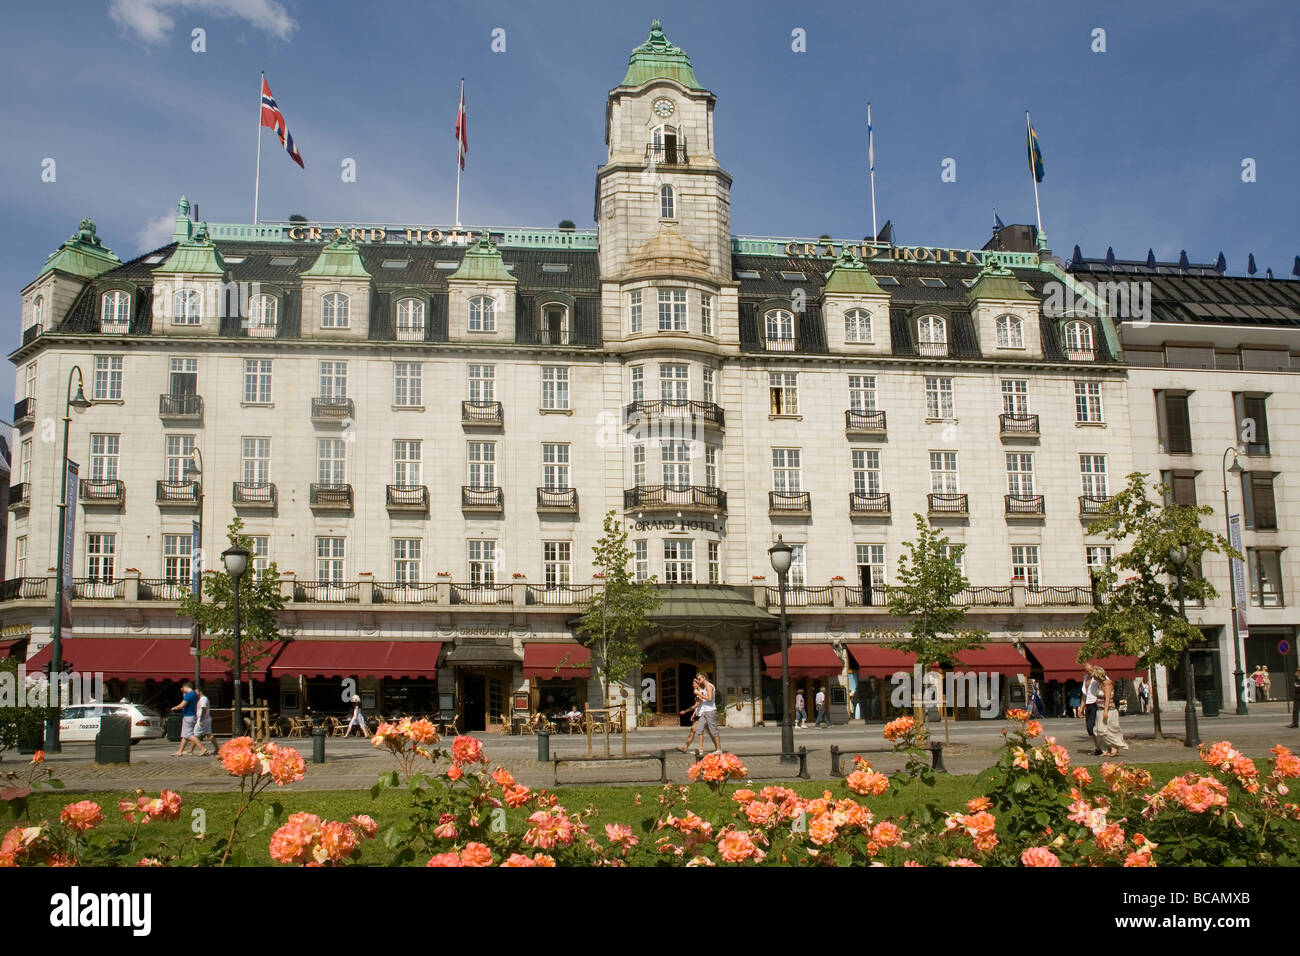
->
[4, 23, 1299, 730]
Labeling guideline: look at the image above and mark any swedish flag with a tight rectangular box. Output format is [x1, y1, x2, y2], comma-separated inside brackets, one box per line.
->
[1026, 115, 1045, 183]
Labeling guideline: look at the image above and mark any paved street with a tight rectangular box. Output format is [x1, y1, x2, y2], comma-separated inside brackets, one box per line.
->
[7, 703, 1297, 793]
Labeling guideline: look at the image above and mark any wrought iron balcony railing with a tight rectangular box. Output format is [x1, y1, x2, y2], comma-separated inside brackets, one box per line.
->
[849, 492, 891, 515]
[311, 396, 354, 421]
[156, 480, 199, 506]
[999, 413, 1040, 436]
[294, 581, 360, 603]
[158, 394, 203, 420]
[22, 323, 42, 345]
[309, 483, 353, 510]
[645, 143, 688, 165]
[537, 487, 579, 512]
[1078, 495, 1113, 517]
[461, 400, 504, 426]
[845, 409, 887, 434]
[927, 493, 969, 516]
[624, 400, 725, 428]
[462, 486, 504, 510]
[386, 484, 429, 510]
[450, 583, 512, 604]
[624, 485, 726, 512]
[13, 397, 34, 425]
[769, 491, 812, 514]
[1005, 494, 1046, 516]
[80, 479, 125, 506]
[7, 483, 27, 509]
[233, 482, 277, 508]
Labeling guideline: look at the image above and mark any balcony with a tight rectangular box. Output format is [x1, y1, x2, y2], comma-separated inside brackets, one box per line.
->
[645, 143, 688, 166]
[386, 484, 429, 513]
[159, 394, 204, 422]
[625, 400, 725, 430]
[7, 483, 27, 512]
[80, 479, 125, 508]
[247, 320, 278, 338]
[762, 335, 799, 353]
[537, 487, 579, 514]
[138, 579, 188, 601]
[769, 491, 811, 516]
[624, 485, 727, 513]
[999, 413, 1040, 439]
[373, 582, 439, 604]
[462, 486, 504, 512]
[849, 492, 891, 516]
[1005, 494, 1046, 517]
[294, 581, 360, 603]
[74, 578, 125, 600]
[845, 409, 887, 437]
[918, 342, 948, 358]
[536, 328, 571, 346]
[156, 480, 199, 508]
[22, 323, 42, 346]
[309, 483, 353, 513]
[927, 493, 969, 517]
[1024, 586, 1094, 607]
[450, 583, 512, 605]
[13, 397, 34, 429]
[527, 584, 597, 606]
[954, 586, 1013, 607]
[1078, 495, 1113, 518]
[233, 482, 277, 510]
[0, 577, 49, 602]
[395, 324, 425, 342]
[461, 401, 503, 427]
[311, 396, 354, 423]
[765, 585, 834, 608]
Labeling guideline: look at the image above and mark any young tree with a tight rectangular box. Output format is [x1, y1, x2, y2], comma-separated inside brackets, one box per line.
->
[1081, 472, 1235, 739]
[875, 515, 988, 733]
[576, 511, 663, 716]
[177, 518, 286, 693]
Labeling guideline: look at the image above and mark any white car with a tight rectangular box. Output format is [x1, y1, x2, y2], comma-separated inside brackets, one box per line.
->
[58, 701, 165, 743]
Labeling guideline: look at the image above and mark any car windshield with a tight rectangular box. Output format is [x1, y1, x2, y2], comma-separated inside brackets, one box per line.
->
[60, 707, 84, 719]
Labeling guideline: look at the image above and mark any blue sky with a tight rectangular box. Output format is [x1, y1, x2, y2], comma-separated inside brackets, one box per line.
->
[1, 0, 1297, 408]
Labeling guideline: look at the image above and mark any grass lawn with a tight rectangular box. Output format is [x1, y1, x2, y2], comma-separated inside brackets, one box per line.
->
[11, 759, 1217, 866]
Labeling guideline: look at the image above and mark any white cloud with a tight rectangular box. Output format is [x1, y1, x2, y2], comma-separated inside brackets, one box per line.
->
[108, 0, 297, 44]
[135, 210, 177, 252]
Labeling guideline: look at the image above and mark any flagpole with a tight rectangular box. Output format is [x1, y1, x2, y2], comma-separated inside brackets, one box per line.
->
[254, 72, 264, 224]
[867, 103, 878, 243]
[454, 78, 464, 228]
[1026, 110, 1043, 237]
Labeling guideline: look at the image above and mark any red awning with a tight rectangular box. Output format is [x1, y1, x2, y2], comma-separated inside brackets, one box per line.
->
[1088, 655, 1142, 681]
[1026, 643, 1143, 682]
[952, 645, 1029, 676]
[267, 641, 442, 679]
[847, 644, 919, 678]
[762, 644, 842, 679]
[26, 638, 232, 680]
[523, 642, 591, 679]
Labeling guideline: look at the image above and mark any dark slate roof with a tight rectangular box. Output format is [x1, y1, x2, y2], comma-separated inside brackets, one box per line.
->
[1067, 267, 1300, 328]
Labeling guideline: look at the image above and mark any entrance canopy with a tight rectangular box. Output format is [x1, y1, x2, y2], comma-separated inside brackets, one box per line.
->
[762, 643, 841, 679]
[1025, 643, 1142, 681]
[847, 644, 918, 678]
[27, 638, 232, 680]
[268, 641, 442, 679]
[647, 586, 779, 626]
[523, 642, 592, 679]
[952, 645, 1029, 676]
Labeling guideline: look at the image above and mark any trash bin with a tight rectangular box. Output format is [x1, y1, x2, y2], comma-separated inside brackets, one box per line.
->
[312, 726, 327, 763]
[1201, 691, 1220, 718]
[95, 714, 132, 764]
[166, 713, 183, 742]
[537, 730, 551, 762]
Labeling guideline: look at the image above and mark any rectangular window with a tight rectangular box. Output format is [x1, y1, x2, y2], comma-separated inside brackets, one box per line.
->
[852, 449, 882, 495]
[630, 366, 644, 403]
[925, 377, 954, 419]
[700, 294, 713, 336]
[393, 538, 422, 584]
[634, 540, 649, 583]
[660, 364, 689, 401]
[317, 438, 346, 484]
[663, 540, 694, 583]
[25, 363, 36, 400]
[393, 440, 422, 486]
[20, 439, 31, 485]
[1157, 390, 1192, 453]
[703, 367, 715, 404]
[772, 448, 802, 492]
[251, 536, 270, 581]
[542, 443, 570, 491]
[319, 360, 347, 399]
[658, 288, 687, 331]
[1249, 549, 1284, 607]
[543, 541, 572, 587]
[468, 364, 495, 402]
[856, 544, 887, 592]
[788, 545, 807, 588]
[629, 290, 643, 333]
[1011, 545, 1040, 587]
[86, 533, 116, 582]
[1001, 379, 1029, 416]
[1243, 473, 1278, 531]
[1238, 394, 1271, 455]
[168, 357, 198, 397]
[937, 543, 964, 575]
[316, 537, 345, 583]
[14, 536, 26, 578]
[1006, 453, 1035, 495]
[468, 442, 496, 488]
[708, 541, 720, 584]
[394, 362, 423, 406]
[632, 443, 646, 487]
[165, 434, 195, 483]
[1086, 546, 1113, 571]
[1163, 471, 1198, 508]
[1075, 381, 1104, 423]
[93, 356, 123, 401]
[89, 434, 119, 481]
[705, 446, 718, 488]
[468, 540, 497, 585]
[1080, 455, 1108, 497]
[542, 366, 570, 410]
[241, 437, 271, 485]
[163, 534, 191, 584]
[662, 441, 692, 487]
[929, 451, 959, 493]
[243, 359, 272, 404]
[769, 372, 798, 415]
[848, 375, 877, 412]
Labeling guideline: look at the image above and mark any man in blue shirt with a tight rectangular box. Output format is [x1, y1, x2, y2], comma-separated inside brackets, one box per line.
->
[170, 682, 201, 756]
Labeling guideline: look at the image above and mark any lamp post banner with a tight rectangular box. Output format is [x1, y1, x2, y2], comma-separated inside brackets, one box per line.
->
[191, 519, 202, 593]
[62, 460, 78, 589]
[1229, 514, 1248, 638]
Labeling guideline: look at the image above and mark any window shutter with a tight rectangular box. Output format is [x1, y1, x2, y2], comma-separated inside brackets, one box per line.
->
[1166, 393, 1192, 453]
[1172, 474, 1197, 507]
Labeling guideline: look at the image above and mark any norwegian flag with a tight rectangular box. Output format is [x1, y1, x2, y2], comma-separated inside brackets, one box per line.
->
[260, 74, 305, 168]
[455, 80, 467, 169]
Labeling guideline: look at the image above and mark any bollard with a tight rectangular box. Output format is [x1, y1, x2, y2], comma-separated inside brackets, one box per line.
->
[311, 726, 327, 764]
[829, 744, 841, 777]
[930, 741, 946, 773]
[537, 729, 551, 763]
[797, 746, 810, 779]
[657, 750, 669, 784]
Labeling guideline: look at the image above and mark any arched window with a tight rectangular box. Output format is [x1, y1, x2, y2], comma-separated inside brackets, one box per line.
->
[321, 292, 350, 328]
[917, 314, 947, 355]
[468, 295, 495, 332]
[844, 308, 872, 343]
[398, 298, 426, 339]
[651, 124, 683, 164]
[248, 294, 278, 337]
[540, 302, 569, 344]
[1065, 320, 1094, 356]
[765, 309, 795, 347]
[172, 289, 200, 325]
[101, 291, 130, 329]
[996, 314, 1024, 349]
[660, 184, 675, 219]
[32, 295, 43, 328]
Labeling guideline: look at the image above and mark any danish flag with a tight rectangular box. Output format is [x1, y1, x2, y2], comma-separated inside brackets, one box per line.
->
[260, 74, 305, 168]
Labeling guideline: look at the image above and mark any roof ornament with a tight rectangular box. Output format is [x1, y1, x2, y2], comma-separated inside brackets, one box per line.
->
[192, 221, 211, 243]
[75, 218, 102, 247]
[973, 257, 1015, 280]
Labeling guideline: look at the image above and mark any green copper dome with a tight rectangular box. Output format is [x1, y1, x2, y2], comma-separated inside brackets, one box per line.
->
[821, 250, 885, 296]
[967, 258, 1036, 302]
[154, 221, 226, 275]
[621, 20, 703, 90]
[301, 235, 372, 279]
[449, 235, 515, 283]
[38, 218, 121, 279]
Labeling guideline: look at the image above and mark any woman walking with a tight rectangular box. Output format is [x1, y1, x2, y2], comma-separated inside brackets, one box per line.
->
[676, 675, 704, 752]
[1093, 668, 1128, 757]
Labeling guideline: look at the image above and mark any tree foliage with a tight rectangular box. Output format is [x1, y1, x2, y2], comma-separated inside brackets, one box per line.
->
[0, 657, 57, 755]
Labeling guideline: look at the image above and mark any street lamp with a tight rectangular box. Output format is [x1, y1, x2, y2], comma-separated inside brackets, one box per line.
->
[46, 367, 92, 752]
[768, 535, 796, 764]
[1167, 545, 1200, 748]
[222, 543, 250, 737]
[185, 448, 205, 688]
[1221, 447, 1247, 715]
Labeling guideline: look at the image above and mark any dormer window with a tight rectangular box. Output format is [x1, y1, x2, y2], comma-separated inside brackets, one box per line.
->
[1065, 320, 1095, 360]
[321, 292, 350, 328]
[248, 294, 278, 337]
[541, 303, 569, 345]
[917, 314, 947, 356]
[468, 295, 495, 332]
[101, 290, 131, 331]
[658, 288, 687, 331]
[660, 184, 676, 219]
[996, 314, 1024, 349]
[397, 298, 426, 340]
[172, 289, 201, 325]
[845, 308, 873, 344]
[765, 309, 795, 349]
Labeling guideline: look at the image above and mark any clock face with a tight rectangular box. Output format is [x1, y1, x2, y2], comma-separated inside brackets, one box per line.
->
[653, 98, 674, 118]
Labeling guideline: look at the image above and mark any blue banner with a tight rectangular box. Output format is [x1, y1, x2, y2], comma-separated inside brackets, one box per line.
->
[1229, 514, 1248, 638]
[62, 460, 78, 589]
[191, 519, 202, 593]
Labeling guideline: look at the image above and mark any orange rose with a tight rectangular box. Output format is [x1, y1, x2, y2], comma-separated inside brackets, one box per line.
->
[460, 842, 494, 867]
[1021, 847, 1060, 867]
[60, 800, 103, 832]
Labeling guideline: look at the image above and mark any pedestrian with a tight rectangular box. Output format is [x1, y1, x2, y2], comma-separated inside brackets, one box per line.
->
[169, 681, 201, 756]
[795, 690, 807, 729]
[193, 688, 214, 756]
[1081, 666, 1102, 755]
[1243, 670, 1256, 704]
[1067, 682, 1082, 719]
[676, 675, 704, 752]
[1093, 668, 1128, 757]
[1290, 668, 1300, 729]
[1253, 666, 1266, 702]
[1028, 681, 1045, 719]
[1137, 678, 1150, 714]
[1261, 666, 1272, 702]
[814, 685, 829, 727]
[344, 695, 369, 737]
[694, 673, 721, 753]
